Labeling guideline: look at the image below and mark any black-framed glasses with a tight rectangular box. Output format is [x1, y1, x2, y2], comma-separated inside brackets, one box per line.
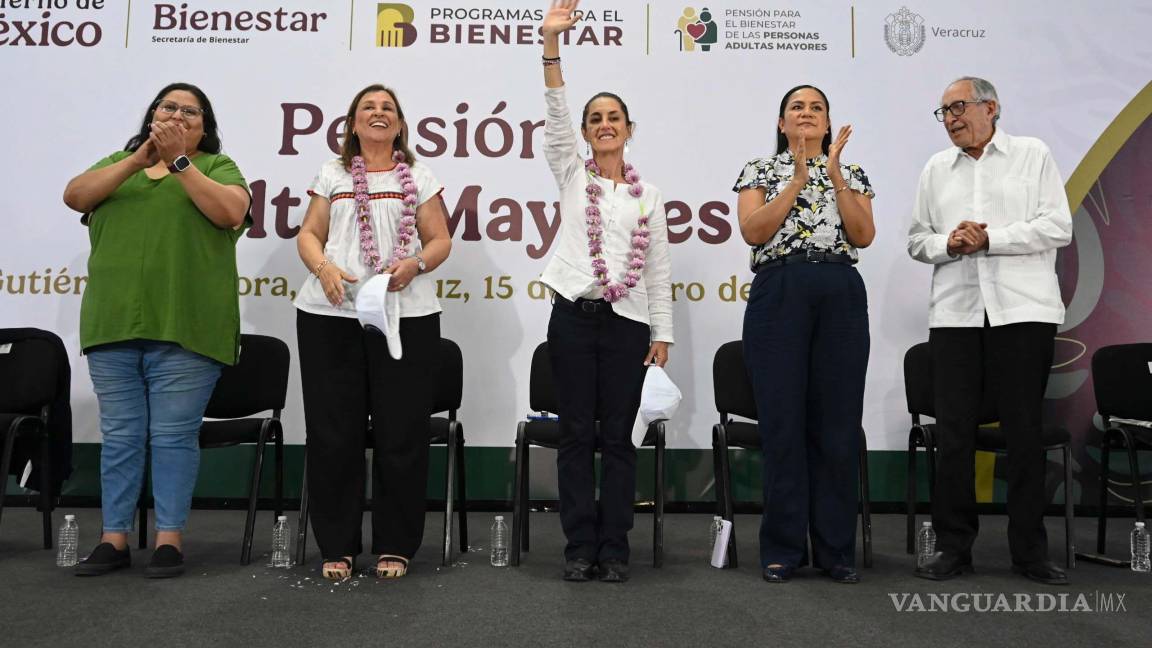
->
[933, 100, 987, 122]
[154, 101, 203, 119]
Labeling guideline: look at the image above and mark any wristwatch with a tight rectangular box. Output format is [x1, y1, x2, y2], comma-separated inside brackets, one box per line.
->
[167, 155, 191, 173]
[414, 254, 427, 273]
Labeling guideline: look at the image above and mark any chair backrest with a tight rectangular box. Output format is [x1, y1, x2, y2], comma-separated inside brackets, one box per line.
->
[432, 338, 463, 415]
[0, 329, 63, 415]
[712, 341, 758, 421]
[528, 341, 558, 414]
[1092, 343, 1152, 422]
[903, 342, 935, 417]
[204, 334, 290, 419]
[903, 341, 996, 423]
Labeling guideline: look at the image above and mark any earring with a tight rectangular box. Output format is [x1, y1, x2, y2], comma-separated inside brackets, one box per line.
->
[585, 141, 591, 157]
[624, 140, 631, 155]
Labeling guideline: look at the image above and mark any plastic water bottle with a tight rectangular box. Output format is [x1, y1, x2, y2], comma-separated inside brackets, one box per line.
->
[490, 515, 509, 567]
[56, 515, 79, 567]
[916, 521, 937, 568]
[271, 515, 292, 568]
[1132, 521, 1150, 573]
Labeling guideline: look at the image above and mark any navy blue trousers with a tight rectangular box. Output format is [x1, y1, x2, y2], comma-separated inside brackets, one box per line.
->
[548, 296, 650, 563]
[742, 262, 870, 569]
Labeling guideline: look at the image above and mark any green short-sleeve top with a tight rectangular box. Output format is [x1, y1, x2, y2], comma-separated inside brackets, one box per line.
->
[79, 151, 250, 365]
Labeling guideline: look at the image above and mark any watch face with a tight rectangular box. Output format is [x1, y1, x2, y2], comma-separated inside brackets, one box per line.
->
[171, 156, 190, 172]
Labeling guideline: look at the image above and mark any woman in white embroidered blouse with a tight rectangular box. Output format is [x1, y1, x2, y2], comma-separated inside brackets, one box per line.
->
[538, 0, 673, 583]
[293, 84, 452, 581]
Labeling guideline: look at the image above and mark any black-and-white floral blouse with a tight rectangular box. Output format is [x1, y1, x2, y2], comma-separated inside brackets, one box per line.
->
[732, 151, 875, 271]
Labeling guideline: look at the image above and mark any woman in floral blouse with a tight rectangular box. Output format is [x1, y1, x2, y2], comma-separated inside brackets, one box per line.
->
[732, 84, 875, 585]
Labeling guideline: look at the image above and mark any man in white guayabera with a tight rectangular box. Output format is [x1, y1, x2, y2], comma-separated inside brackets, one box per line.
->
[907, 76, 1073, 585]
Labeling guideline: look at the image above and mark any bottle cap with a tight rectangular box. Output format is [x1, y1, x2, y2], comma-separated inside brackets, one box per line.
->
[277, 515, 287, 521]
[713, 515, 722, 521]
[65, 514, 75, 521]
[1137, 522, 1146, 529]
[495, 515, 504, 521]
[922, 521, 932, 527]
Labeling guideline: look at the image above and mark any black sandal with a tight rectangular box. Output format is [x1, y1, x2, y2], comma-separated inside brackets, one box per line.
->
[322, 556, 354, 581]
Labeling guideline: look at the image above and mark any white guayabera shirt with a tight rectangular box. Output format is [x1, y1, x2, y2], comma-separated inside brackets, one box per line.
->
[907, 129, 1073, 327]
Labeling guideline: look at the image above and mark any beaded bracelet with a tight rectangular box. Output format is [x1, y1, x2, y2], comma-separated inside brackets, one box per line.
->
[313, 259, 330, 276]
[542, 59, 561, 67]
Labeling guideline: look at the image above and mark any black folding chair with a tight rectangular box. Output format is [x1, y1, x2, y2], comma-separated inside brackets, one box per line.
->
[296, 338, 468, 567]
[710, 340, 872, 569]
[138, 334, 290, 565]
[0, 330, 66, 549]
[1087, 343, 1152, 562]
[510, 342, 666, 568]
[902, 341, 1074, 567]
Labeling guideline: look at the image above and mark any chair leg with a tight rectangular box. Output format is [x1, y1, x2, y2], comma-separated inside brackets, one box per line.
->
[521, 444, 531, 553]
[717, 428, 737, 569]
[0, 423, 17, 532]
[1097, 437, 1111, 554]
[653, 423, 665, 569]
[859, 428, 872, 568]
[241, 426, 269, 566]
[295, 451, 310, 566]
[711, 427, 724, 517]
[906, 434, 918, 555]
[456, 430, 468, 553]
[1126, 436, 1146, 524]
[441, 423, 458, 567]
[1063, 446, 1074, 568]
[40, 428, 53, 549]
[273, 427, 284, 519]
[510, 428, 525, 567]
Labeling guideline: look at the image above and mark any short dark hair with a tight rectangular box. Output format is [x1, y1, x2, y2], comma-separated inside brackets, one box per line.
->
[124, 82, 221, 154]
[580, 92, 634, 132]
[775, 84, 831, 155]
[340, 84, 417, 170]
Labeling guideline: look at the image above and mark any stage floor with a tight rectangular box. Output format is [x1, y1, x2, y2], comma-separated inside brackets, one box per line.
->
[1, 509, 1149, 646]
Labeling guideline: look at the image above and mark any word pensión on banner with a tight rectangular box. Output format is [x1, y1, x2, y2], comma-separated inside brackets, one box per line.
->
[248, 100, 733, 259]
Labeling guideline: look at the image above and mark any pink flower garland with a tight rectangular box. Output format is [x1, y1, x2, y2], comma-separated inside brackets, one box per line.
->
[584, 158, 648, 303]
[351, 151, 418, 274]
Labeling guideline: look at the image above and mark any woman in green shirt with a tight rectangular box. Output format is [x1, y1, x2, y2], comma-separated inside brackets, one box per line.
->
[63, 82, 251, 578]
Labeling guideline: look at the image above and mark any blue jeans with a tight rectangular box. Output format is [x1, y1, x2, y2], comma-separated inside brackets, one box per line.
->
[87, 341, 221, 533]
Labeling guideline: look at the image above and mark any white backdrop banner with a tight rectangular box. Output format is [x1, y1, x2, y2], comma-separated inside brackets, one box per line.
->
[2, 0, 1150, 449]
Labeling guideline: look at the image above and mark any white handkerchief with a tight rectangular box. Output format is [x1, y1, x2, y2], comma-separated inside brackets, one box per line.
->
[631, 365, 682, 447]
[354, 274, 403, 359]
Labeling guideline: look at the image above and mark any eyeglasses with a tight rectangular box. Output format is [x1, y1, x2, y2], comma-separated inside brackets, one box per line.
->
[155, 101, 203, 119]
[933, 100, 987, 122]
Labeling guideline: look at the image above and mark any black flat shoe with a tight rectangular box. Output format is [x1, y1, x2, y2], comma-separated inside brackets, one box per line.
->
[914, 551, 973, 581]
[145, 545, 185, 579]
[762, 564, 795, 583]
[1012, 560, 1068, 586]
[598, 559, 629, 583]
[823, 565, 860, 584]
[562, 558, 596, 582]
[74, 542, 131, 576]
